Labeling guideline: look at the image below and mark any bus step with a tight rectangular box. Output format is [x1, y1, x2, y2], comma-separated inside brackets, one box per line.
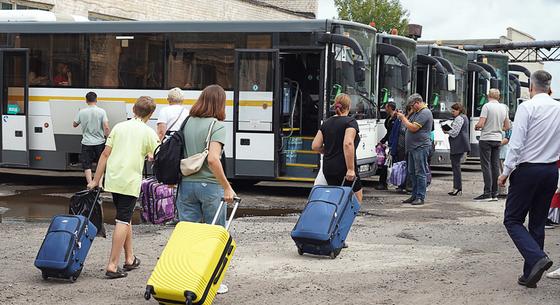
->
[276, 176, 315, 182]
[283, 151, 320, 164]
[283, 163, 319, 178]
[283, 136, 316, 151]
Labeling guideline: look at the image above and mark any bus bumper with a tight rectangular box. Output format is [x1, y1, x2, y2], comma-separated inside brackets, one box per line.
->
[358, 157, 377, 178]
[430, 149, 451, 166]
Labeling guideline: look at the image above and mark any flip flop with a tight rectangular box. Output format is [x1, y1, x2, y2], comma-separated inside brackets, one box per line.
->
[105, 267, 127, 279]
[123, 256, 141, 271]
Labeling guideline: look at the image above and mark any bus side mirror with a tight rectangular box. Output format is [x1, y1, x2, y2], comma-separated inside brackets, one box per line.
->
[354, 59, 366, 83]
[490, 78, 500, 89]
[447, 74, 456, 92]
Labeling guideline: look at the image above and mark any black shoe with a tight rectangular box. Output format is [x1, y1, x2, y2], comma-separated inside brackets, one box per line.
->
[497, 193, 508, 199]
[525, 256, 553, 287]
[517, 275, 537, 288]
[411, 199, 424, 206]
[473, 194, 492, 201]
[448, 189, 462, 196]
[402, 196, 416, 204]
[374, 183, 388, 190]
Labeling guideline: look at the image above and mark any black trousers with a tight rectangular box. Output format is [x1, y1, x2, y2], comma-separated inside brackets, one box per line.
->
[378, 165, 388, 185]
[503, 163, 558, 277]
[450, 153, 464, 190]
[479, 140, 501, 196]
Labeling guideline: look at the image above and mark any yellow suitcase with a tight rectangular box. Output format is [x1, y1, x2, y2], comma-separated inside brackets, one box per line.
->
[144, 199, 239, 305]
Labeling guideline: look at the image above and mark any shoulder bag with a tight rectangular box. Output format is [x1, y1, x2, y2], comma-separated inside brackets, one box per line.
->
[180, 119, 217, 176]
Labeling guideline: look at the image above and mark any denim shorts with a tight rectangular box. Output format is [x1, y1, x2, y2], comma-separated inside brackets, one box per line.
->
[176, 181, 226, 227]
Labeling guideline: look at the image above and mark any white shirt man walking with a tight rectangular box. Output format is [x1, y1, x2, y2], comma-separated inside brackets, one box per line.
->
[156, 87, 188, 141]
[499, 70, 560, 288]
[73, 92, 110, 184]
[474, 88, 510, 201]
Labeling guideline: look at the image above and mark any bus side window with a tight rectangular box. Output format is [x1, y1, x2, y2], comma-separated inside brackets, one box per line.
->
[89, 34, 164, 89]
[52, 34, 87, 88]
[18, 34, 50, 88]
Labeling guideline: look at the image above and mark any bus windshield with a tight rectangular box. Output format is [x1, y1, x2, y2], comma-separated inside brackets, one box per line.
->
[379, 38, 415, 114]
[430, 49, 467, 120]
[331, 26, 376, 119]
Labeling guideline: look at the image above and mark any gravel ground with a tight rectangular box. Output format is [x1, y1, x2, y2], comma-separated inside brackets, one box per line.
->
[1, 166, 560, 305]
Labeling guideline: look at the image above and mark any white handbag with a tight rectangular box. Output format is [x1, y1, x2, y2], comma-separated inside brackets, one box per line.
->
[180, 119, 217, 176]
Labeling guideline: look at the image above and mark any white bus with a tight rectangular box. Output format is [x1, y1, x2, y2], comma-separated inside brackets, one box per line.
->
[416, 45, 468, 165]
[0, 19, 379, 182]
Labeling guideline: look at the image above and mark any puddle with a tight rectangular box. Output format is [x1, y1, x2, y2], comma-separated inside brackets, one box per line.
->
[0, 185, 301, 225]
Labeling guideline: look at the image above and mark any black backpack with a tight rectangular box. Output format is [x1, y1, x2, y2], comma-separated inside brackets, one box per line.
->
[153, 116, 190, 184]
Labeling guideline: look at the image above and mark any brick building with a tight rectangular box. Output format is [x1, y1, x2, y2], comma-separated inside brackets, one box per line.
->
[0, 0, 318, 21]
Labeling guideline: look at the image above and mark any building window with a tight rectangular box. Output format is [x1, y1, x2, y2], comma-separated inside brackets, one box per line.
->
[0, 1, 51, 10]
[88, 11, 133, 21]
[89, 34, 164, 89]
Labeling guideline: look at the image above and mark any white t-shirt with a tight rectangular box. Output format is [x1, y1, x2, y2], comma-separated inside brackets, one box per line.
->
[157, 104, 188, 132]
[480, 100, 508, 142]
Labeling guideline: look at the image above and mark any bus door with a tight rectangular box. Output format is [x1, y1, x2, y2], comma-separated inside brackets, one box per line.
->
[233, 50, 279, 178]
[0, 49, 29, 167]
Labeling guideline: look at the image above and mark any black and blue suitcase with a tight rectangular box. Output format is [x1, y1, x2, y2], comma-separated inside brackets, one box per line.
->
[34, 189, 101, 282]
[291, 182, 360, 259]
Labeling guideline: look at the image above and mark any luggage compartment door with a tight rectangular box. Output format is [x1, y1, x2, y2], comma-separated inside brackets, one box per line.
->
[233, 50, 279, 178]
[0, 49, 30, 167]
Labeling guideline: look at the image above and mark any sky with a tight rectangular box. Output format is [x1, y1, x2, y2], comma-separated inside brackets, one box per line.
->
[317, 0, 560, 97]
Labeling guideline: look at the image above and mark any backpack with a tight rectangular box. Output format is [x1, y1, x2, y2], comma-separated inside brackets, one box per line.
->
[153, 116, 190, 184]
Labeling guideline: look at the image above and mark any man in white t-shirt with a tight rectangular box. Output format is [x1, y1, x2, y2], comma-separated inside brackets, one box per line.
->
[157, 87, 188, 140]
[474, 88, 510, 201]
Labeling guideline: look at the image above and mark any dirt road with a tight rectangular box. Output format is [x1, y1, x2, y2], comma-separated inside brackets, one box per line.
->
[1, 167, 559, 305]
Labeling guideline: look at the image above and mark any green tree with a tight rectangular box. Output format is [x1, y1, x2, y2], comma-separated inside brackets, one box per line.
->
[334, 0, 409, 35]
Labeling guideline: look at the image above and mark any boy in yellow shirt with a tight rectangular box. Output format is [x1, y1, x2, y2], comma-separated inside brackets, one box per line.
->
[88, 96, 159, 279]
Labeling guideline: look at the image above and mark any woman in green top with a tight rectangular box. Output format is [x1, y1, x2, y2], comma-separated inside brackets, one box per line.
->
[177, 85, 236, 224]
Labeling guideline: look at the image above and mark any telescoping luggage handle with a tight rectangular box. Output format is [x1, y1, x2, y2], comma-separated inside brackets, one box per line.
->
[85, 187, 103, 220]
[341, 178, 357, 191]
[211, 197, 241, 231]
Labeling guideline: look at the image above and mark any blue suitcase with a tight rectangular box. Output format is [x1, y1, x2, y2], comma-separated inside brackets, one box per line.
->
[291, 182, 360, 259]
[34, 189, 100, 282]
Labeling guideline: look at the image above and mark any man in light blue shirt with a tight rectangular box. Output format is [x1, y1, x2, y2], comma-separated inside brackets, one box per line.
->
[73, 92, 110, 184]
[499, 70, 560, 288]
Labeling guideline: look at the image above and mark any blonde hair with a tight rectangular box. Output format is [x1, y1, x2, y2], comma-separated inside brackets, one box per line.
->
[167, 87, 183, 104]
[334, 93, 351, 115]
[488, 88, 500, 100]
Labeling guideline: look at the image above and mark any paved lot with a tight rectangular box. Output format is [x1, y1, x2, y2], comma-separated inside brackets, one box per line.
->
[1, 165, 560, 305]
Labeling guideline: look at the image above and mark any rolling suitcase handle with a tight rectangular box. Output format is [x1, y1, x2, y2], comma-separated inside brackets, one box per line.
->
[340, 178, 357, 191]
[86, 187, 103, 221]
[211, 197, 241, 231]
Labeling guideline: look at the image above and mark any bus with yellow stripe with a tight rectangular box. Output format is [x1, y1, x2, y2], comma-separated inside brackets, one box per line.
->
[0, 20, 379, 182]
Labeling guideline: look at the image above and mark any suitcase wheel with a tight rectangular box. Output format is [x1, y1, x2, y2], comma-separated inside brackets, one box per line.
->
[69, 275, 78, 283]
[41, 273, 48, 280]
[297, 248, 304, 256]
[329, 251, 337, 259]
[144, 286, 152, 300]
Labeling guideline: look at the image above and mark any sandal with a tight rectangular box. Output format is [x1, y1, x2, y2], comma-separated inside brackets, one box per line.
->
[123, 256, 141, 271]
[105, 267, 127, 279]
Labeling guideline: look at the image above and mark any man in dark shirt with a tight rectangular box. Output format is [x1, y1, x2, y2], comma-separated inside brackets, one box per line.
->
[396, 94, 434, 205]
[375, 102, 397, 190]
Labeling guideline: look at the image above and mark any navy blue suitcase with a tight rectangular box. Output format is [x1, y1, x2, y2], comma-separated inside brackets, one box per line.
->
[291, 183, 360, 259]
[34, 189, 100, 282]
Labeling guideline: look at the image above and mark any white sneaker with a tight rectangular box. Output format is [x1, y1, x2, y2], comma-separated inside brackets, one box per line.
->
[217, 284, 229, 294]
[546, 267, 560, 279]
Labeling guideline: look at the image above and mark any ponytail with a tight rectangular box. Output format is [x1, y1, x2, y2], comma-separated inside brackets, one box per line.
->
[334, 93, 351, 116]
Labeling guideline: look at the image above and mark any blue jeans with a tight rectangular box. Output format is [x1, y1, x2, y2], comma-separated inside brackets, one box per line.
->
[176, 181, 226, 227]
[503, 163, 558, 277]
[407, 146, 430, 200]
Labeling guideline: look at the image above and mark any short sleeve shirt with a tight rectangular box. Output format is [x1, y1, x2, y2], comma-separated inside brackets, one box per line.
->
[320, 116, 360, 176]
[103, 118, 159, 197]
[157, 105, 188, 132]
[480, 101, 508, 141]
[182, 117, 227, 184]
[74, 105, 108, 146]
[405, 107, 433, 151]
